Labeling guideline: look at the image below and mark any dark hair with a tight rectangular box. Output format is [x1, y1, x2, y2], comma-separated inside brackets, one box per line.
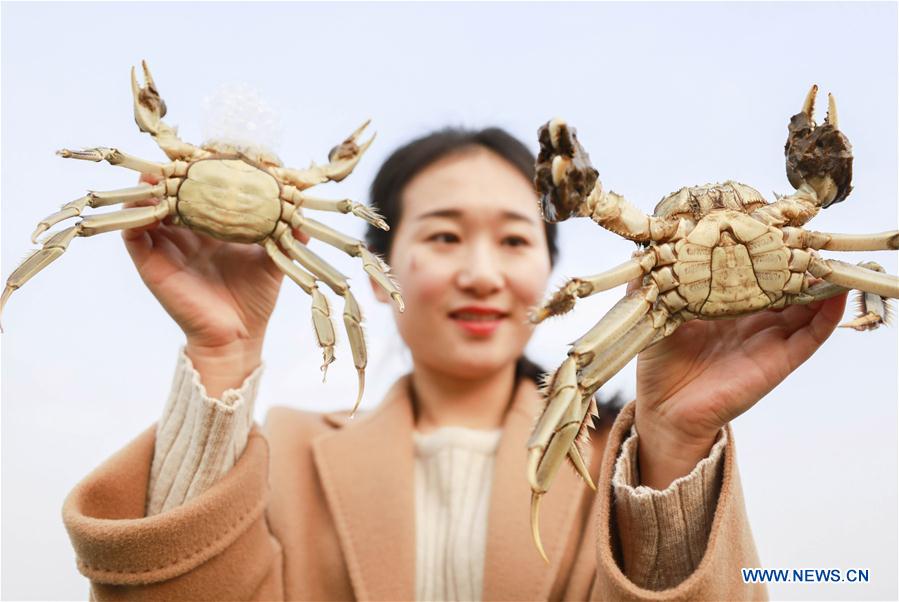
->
[365, 127, 622, 420]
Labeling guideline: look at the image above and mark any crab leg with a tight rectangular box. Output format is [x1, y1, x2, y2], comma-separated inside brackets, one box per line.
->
[286, 209, 404, 311]
[801, 261, 893, 331]
[782, 262, 893, 330]
[569, 285, 659, 366]
[30, 183, 167, 243]
[131, 60, 208, 161]
[272, 120, 375, 189]
[527, 287, 657, 477]
[262, 239, 337, 375]
[785, 280, 848, 306]
[1, 201, 174, 328]
[528, 290, 665, 562]
[274, 224, 369, 415]
[530, 255, 656, 323]
[584, 187, 660, 243]
[809, 257, 899, 299]
[281, 186, 389, 231]
[56, 147, 166, 177]
[577, 314, 661, 399]
[1, 228, 78, 329]
[837, 262, 892, 331]
[782, 227, 899, 252]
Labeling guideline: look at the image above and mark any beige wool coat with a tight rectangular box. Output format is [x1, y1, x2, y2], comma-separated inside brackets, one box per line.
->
[63, 376, 767, 601]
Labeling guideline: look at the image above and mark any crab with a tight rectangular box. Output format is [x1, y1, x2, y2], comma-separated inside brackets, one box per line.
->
[526, 86, 899, 561]
[0, 61, 404, 414]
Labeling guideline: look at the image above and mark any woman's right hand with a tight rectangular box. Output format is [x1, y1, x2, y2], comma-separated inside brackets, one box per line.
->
[122, 174, 306, 394]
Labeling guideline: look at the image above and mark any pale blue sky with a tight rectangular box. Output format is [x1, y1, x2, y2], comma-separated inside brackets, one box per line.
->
[2, 2, 897, 599]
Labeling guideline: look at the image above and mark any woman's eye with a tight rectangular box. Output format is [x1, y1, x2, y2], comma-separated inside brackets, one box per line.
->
[427, 232, 460, 243]
[502, 235, 529, 247]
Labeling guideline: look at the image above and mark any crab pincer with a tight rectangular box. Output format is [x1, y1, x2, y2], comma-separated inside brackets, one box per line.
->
[131, 60, 167, 135]
[325, 119, 377, 182]
[535, 119, 599, 223]
[785, 85, 853, 208]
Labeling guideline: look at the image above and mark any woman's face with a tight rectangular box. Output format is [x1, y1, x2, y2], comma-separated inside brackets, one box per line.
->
[376, 146, 552, 380]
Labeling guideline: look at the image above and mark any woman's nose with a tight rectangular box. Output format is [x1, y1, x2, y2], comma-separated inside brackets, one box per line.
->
[456, 243, 504, 297]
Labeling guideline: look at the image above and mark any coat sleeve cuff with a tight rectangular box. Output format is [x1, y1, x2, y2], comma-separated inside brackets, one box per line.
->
[146, 346, 263, 516]
[592, 400, 767, 601]
[611, 424, 726, 589]
[62, 425, 272, 586]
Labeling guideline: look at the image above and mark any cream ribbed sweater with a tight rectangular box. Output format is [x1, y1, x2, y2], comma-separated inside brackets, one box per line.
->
[413, 427, 502, 602]
[148, 348, 726, 598]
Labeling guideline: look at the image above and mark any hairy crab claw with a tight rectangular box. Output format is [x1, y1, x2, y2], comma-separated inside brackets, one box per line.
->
[786, 84, 853, 208]
[535, 118, 599, 223]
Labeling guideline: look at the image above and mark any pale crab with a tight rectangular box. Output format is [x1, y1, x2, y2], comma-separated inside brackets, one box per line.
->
[0, 61, 404, 414]
[526, 86, 899, 560]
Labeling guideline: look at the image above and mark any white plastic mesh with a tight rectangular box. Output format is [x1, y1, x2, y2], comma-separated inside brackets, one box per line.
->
[201, 82, 283, 154]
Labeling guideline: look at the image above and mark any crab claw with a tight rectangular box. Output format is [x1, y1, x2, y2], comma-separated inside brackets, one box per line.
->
[785, 85, 853, 208]
[800, 84, 818, 121]
[131, 60, 167, 135]
[535, 119, 599, 223]
[825, 93, 839, 129]
[324, 120, 376, 182]
[798, 85, 840, 129]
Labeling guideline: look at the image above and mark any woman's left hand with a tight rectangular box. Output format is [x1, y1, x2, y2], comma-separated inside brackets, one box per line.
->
[633, 293, 847, 489]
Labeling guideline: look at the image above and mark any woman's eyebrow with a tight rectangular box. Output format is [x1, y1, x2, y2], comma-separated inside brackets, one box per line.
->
[415, 208, 536, 224]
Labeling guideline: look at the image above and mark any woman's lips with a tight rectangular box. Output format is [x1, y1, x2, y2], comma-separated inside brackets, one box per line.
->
[448, 308, 508, 336]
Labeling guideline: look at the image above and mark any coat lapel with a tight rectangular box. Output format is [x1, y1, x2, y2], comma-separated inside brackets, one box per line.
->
[312, 376, 594, 602]
[482, 379, 595, 601]
[312, 377, 417, 601]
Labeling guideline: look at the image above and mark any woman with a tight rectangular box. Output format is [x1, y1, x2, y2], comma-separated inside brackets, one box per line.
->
[62, 127, 845, 600]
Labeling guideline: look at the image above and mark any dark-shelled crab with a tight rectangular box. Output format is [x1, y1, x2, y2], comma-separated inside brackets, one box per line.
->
[526, 86, 898, 560]
[1, 62, 404, 413]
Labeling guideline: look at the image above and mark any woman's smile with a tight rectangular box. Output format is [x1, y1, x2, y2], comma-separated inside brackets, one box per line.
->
[448, 305, 510, 336]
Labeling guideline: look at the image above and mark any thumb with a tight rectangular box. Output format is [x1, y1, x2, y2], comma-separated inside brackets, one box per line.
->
[626, 277, 642, 295]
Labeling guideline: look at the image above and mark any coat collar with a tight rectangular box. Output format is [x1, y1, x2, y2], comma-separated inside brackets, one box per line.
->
[481, 377, 593, 601]
[311, 375, 592, 601]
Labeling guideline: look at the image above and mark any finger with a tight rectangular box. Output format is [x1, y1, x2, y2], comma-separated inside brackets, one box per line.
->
[160, 225, 202, 258]
[121, 219, 161, 238]
[793, 292, 847, 344]
[122, 228, 153, 267]
[147, 227, 188, 263]
[783, 293, 847, 369]
[139, 172, 161, 186]
[293, 227, 310, 245]
[735, 306, 801, 339]
[120, 196, 163, 237]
